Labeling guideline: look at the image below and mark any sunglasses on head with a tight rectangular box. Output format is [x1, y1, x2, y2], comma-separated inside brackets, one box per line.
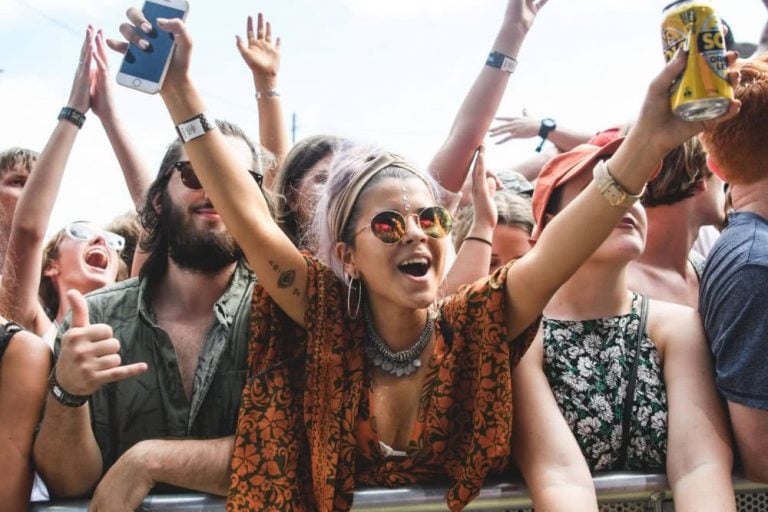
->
[65, 221, 125, 252]
[171, 161, 264, 190]
[357, 206, 453, 244]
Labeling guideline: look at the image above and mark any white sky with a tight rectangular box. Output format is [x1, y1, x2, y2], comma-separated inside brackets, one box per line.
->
[1, 0, 765, 238]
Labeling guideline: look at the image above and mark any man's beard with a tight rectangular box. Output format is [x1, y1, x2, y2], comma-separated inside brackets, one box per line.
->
[159, 193, 242, 273]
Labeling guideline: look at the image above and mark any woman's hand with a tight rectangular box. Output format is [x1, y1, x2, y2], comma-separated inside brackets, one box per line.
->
[67, 26, 94, 114]
[106, 7, 193, 93]
[91, 30, 116, 120]
[469, 146, 499, 236]
[503, 0, 549, 33]
[631, 49, 741, 157]
[489, 109, 540, 144]
[236, 13, 281, 85]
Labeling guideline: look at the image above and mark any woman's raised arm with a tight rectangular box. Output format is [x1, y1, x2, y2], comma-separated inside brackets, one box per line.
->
[502, 50, 741, 338]
[0, 27, 95, 335]
[429, 0, 548, 192]
[109, 11, 308, 325]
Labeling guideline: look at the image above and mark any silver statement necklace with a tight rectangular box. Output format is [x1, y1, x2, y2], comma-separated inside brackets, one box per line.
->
[363, 302, 435, 377]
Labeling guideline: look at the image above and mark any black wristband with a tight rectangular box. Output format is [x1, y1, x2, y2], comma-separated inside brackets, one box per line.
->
[58, 107, 86, 129]
[49, 368, 90, 408]
[486, 51, 518, 73]
[464, 236, 493, 248]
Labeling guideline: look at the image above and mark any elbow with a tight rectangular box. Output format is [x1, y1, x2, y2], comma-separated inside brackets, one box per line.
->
[9, 221, 46, 247]
[33, 435, 101, 498]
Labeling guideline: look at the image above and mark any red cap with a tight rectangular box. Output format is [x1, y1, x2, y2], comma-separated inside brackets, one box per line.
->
[587, 126, 624, 147]
[531, 137, 625, 239]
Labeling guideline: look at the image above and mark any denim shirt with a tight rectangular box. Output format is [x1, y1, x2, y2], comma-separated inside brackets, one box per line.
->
[54, 261, 255, 471]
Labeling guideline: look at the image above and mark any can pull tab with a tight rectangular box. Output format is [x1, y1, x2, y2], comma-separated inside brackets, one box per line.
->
[684, 28, 692, 53]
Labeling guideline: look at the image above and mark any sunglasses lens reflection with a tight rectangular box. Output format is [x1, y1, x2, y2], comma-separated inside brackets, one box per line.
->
[420, 206, 452, 239]
[371, 212, 405, 244]
[369, 207, 452, 244]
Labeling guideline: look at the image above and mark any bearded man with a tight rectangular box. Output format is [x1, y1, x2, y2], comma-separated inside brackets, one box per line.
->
[34, 121, 272, 501]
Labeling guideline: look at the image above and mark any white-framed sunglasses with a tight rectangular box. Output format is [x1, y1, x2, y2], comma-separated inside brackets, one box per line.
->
[65, 221, 125, 252]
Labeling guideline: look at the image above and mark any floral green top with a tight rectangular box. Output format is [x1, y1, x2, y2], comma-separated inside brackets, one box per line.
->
[542, 292, 668, 471]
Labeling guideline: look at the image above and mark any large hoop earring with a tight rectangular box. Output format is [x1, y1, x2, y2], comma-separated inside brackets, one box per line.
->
[346, 274, 362, 319]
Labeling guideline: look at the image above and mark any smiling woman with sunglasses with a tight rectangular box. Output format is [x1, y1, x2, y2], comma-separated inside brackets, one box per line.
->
[125, 2, 742, 510]
[0, 29, 128, 352]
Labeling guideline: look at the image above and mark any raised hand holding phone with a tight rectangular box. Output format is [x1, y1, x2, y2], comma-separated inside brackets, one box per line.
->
[115, 0, 189, 94]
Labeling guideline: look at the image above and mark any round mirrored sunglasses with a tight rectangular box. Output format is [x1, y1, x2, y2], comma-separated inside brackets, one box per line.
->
[356, 206, 453, 245]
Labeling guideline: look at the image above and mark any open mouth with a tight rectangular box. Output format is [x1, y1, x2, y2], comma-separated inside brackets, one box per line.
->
[397, 257, 431, 277]
[84, 248, 109, 270]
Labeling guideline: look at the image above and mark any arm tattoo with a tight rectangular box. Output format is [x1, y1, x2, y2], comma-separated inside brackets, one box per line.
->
[269, 260, 301, 296]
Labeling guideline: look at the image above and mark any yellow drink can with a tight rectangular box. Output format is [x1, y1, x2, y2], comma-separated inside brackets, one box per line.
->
[662, 0, 733, 121]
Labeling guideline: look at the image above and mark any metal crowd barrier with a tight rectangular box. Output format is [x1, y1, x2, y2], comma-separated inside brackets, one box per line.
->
[29, 473, 768, 511]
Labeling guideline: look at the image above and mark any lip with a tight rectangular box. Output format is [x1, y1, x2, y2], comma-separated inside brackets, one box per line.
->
[616, 215, 637, 229]
[193, 206, 220, 219]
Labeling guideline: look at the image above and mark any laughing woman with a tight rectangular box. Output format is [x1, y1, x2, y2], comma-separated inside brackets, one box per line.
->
[0, 28, 125, 344]
[116, 2, 740, 510]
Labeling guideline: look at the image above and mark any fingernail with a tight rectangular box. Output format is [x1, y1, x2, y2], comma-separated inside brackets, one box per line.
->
[141, 22, 152, 33]
[139, 39, 150, 50]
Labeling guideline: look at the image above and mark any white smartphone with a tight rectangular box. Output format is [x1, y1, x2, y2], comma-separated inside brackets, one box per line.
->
[116, 0, 189, 94]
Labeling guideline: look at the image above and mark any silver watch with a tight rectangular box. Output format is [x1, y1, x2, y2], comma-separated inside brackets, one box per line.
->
[175, 113, 214, 143]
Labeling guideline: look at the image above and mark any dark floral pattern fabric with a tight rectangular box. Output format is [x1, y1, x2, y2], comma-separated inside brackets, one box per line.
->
[542, 293, 668, 471]
[227, 255, 539, 511]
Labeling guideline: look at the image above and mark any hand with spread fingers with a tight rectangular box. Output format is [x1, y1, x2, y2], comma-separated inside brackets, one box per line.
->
[54, 290, 147, 398]
[489, 109, 541, 144]
[236, 13, 281, 83]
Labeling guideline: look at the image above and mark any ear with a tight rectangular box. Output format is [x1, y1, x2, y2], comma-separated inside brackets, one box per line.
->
[43, 262, 60, 278]
[691, 177, 707, 195]
[335, 241, 358, 279]
[151, 192, 163, 215]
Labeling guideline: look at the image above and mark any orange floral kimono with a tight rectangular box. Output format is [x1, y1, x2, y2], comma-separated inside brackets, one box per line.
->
[227, 256, 538, 511]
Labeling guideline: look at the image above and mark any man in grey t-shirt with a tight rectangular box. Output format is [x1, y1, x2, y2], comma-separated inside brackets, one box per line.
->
[699, 55, 768, 483]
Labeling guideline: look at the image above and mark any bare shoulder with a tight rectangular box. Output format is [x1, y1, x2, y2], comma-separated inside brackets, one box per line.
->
[2, 329, 52, 377]
[645, 298, 705, 356]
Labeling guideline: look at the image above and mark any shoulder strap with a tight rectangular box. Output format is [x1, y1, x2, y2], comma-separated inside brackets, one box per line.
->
[0, 322, 23, 362]
[617, 294, 649, 469]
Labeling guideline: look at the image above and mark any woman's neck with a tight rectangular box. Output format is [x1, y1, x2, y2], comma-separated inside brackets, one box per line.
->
[635, 203, 699, 274]
[545, 259, 633, 320]
[366, 299, 430, 352]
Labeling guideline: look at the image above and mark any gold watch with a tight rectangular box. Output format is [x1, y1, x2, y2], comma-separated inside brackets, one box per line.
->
[592, 159, 645, 208]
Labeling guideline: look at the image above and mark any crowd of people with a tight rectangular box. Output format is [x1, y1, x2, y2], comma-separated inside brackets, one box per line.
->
[1, 0, 767, 511]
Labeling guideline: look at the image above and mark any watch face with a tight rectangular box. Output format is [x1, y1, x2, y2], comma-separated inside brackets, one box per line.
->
[542, 118, 556, 129]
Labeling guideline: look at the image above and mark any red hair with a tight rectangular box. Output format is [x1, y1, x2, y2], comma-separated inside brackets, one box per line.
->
[700, 55, 768, 185]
